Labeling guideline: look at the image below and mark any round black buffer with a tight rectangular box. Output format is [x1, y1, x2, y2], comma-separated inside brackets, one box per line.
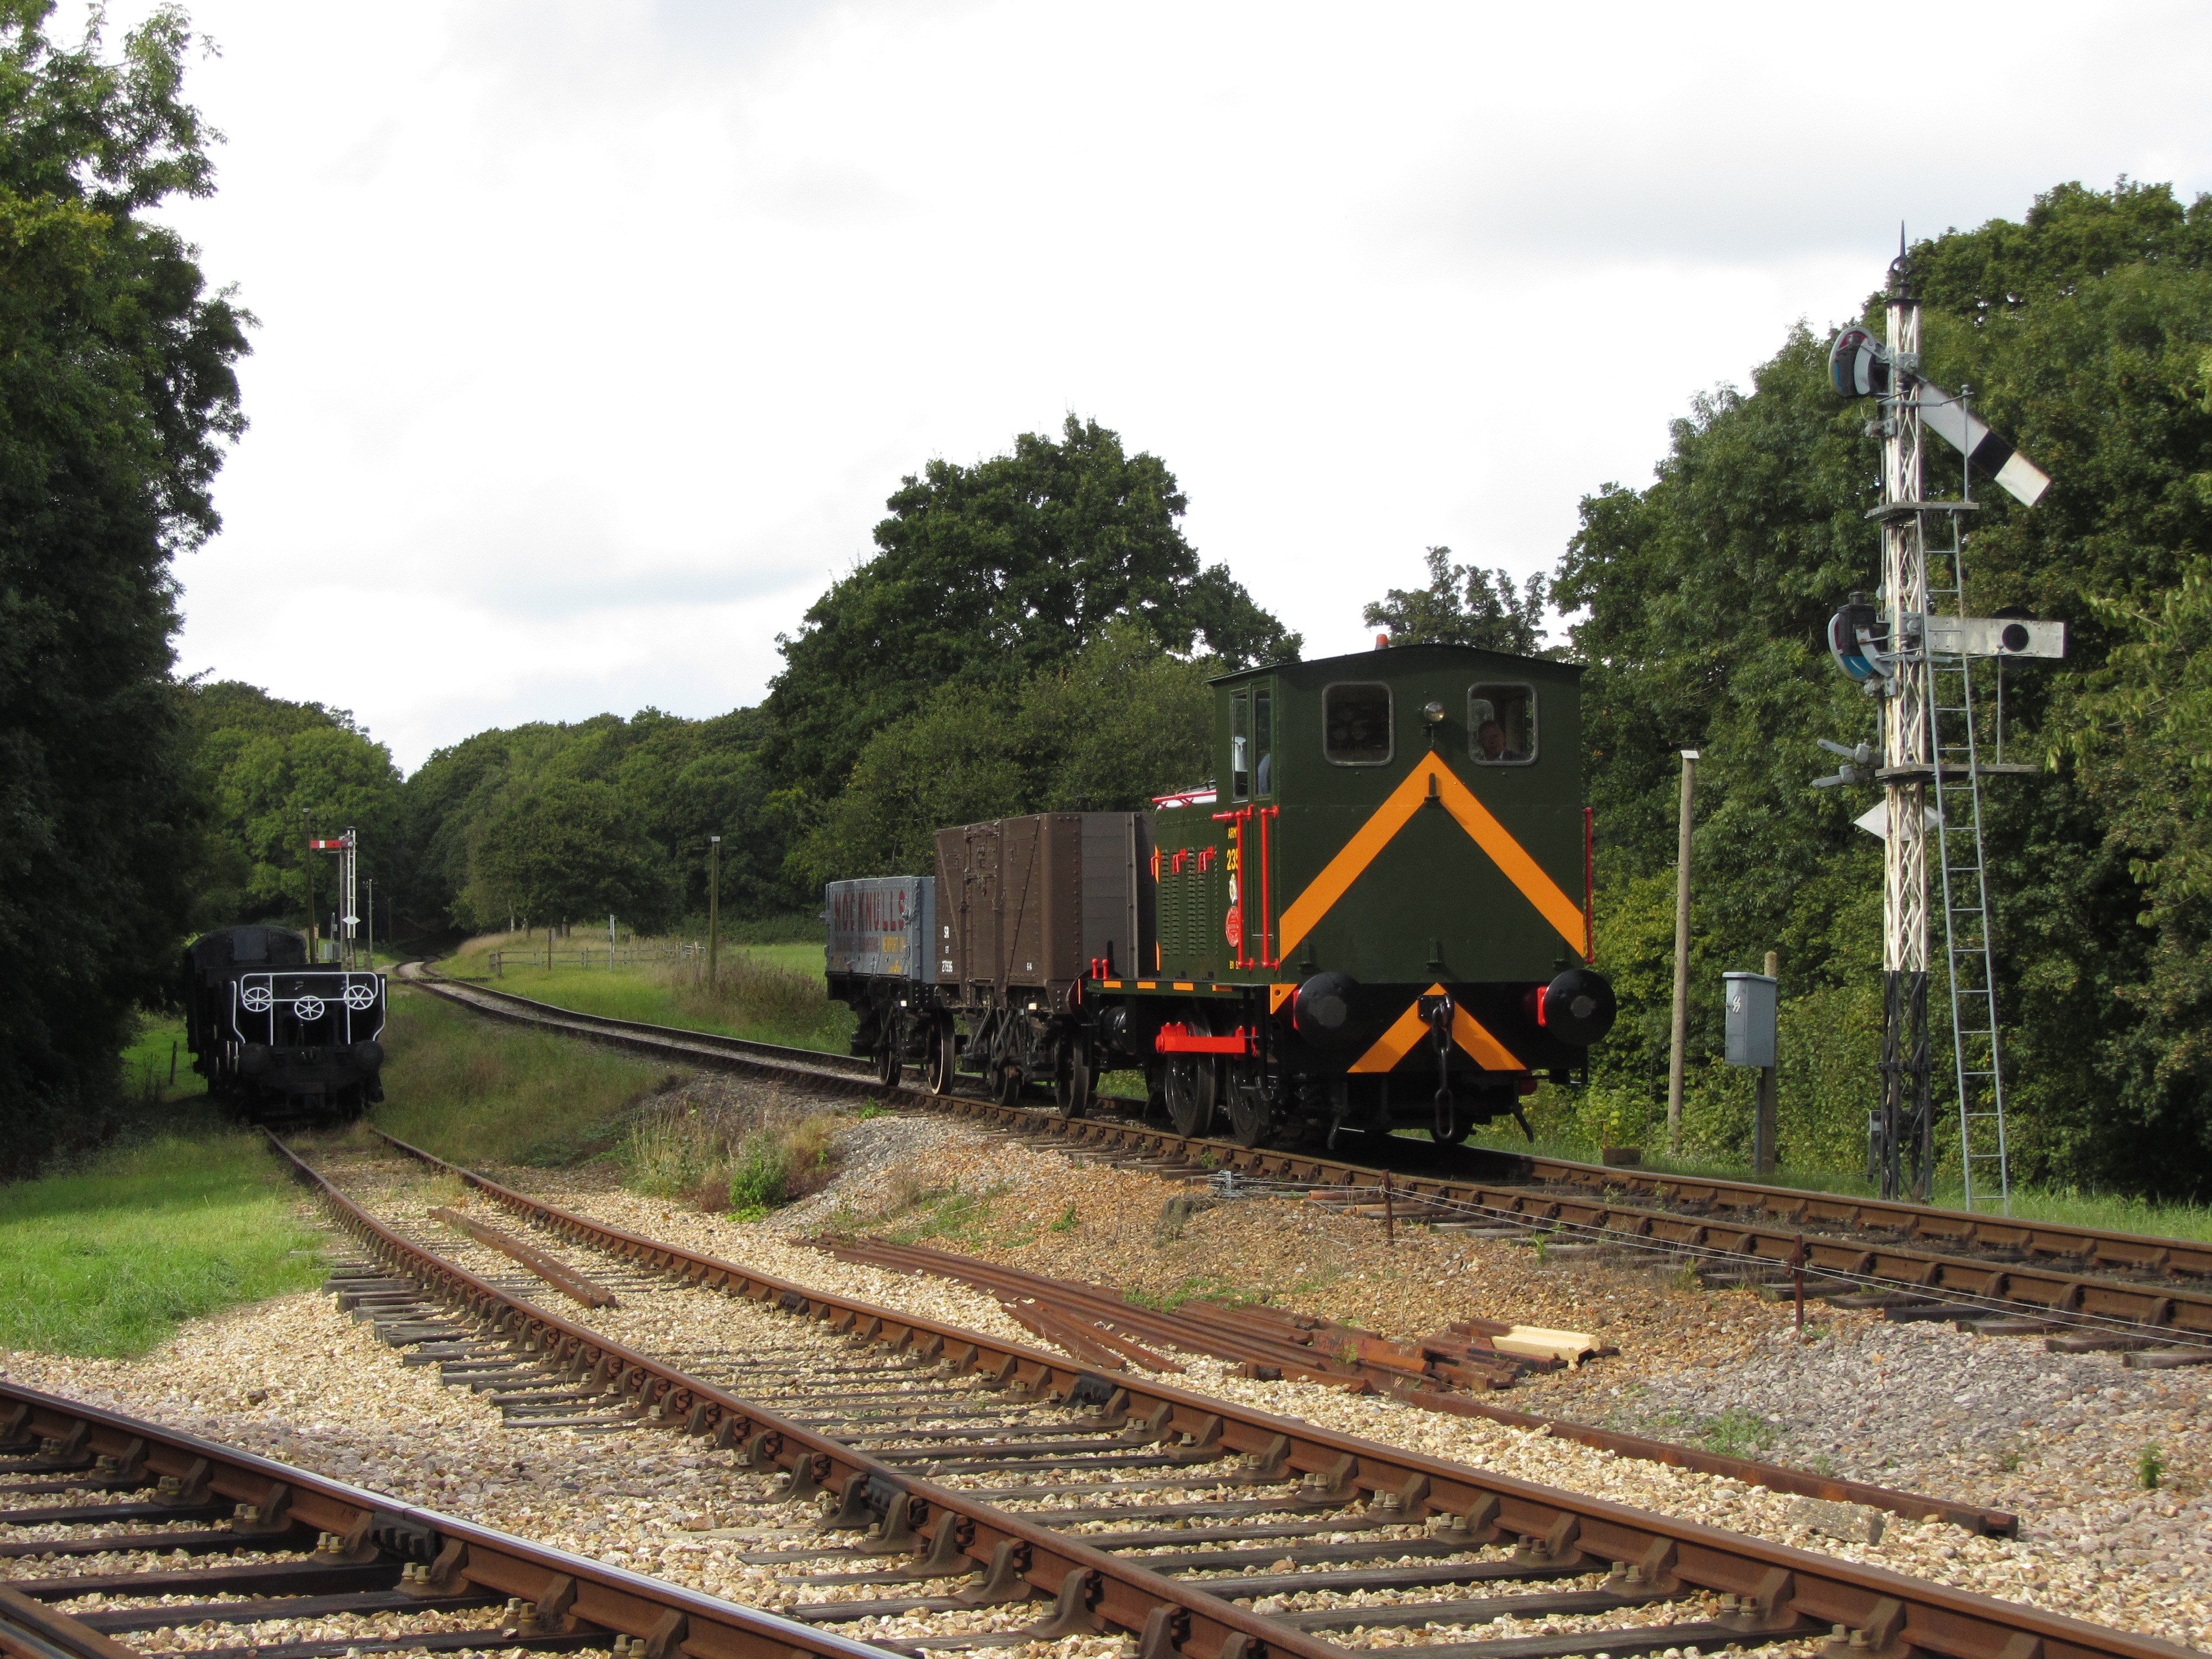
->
[1537, 967, 1617, 1046]
[1291, 972, 1357, 1045]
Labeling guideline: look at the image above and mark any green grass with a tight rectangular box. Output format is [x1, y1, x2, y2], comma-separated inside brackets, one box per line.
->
[436, 934, 852, 1055]
[119, 1011, 207, 1104]
[367, 985, 681, 1166]
[0, 1132, 325, 1358]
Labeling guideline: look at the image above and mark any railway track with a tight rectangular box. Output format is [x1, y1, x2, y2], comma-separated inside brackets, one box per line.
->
[0, 1380, 899, 1659]
[398, 968, 2212, 1354]
[250, 1128, 2197, 1659]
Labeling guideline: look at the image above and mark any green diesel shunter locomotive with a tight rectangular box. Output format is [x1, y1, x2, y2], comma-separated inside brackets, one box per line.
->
[824, 639, 1615, 1148]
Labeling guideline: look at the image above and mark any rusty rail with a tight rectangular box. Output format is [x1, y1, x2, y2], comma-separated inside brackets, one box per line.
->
[269, 1133, 1351, 1659]
[0, 1381, 901, 1659]
[399, 965, 2212, 1347]
[358, 1129, 2045, 1548]
[323, 1130, 2212, 1659]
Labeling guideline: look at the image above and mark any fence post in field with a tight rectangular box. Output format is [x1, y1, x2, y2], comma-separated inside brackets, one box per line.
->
[708, 834, 722, 990]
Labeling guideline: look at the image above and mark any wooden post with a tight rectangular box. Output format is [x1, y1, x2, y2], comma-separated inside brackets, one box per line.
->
[302, 808, 314, 953]
[708, 836, 722, 990]
[1383, 1173, 1395, 1247]
[1665, 750, 1699, 1154]
[1754, 947, 1780, 1176]
[1793, 1233, 1807, 1342]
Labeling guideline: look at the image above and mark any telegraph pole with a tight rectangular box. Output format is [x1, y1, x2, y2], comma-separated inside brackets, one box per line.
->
[302, 808, 315, 953]
[1665, 749, 1698, 1154]
[1874, 242, 1936, 1201]
[707, 835, 722, 990]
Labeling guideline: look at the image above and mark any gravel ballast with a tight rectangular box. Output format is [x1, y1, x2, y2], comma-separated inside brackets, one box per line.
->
[2, 1100, 2205, 1653]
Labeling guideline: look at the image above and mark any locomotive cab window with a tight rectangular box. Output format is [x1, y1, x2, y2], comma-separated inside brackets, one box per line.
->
[1324, 682, 1393, 765]
[1254, 685, 1274, 796]
[1469, 684, 1536, 765]
[1229, 686, 1276, 800]
[1230, 692, 1250, 801]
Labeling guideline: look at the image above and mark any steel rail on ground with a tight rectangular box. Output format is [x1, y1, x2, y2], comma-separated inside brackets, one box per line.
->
[268, 1132, 1350, 1659]
[0, 1381, 901, 1659]
[314, 1135, 2212, 1659]
[368, 1127, 2016, 1536]
[307, 1141, 2194, 1659]
[395, 967, 2212, 1344]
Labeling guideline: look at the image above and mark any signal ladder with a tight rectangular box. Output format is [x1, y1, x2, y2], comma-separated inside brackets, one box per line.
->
[1925, 526, 2012, 1214]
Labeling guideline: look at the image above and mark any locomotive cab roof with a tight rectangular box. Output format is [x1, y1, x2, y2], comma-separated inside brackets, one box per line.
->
[187, 925, 311, 971]
[1202, 640, 1583, 815]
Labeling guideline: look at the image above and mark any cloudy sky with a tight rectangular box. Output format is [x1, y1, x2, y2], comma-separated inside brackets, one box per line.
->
[134, 0, 2211, 772]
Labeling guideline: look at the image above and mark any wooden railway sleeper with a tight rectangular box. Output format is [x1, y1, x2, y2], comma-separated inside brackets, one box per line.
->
[333, 1126, 2156, 1657]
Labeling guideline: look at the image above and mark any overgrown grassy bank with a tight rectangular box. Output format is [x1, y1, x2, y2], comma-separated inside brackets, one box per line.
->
[434, 933, 852, 1055]
[0, 1131, 324, 1357]
[368, 985, 849, 1220]
[369, 987, 680, 1166]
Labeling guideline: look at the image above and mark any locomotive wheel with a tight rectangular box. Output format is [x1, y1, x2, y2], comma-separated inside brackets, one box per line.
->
[1225, 1078, 1273, 1149]
[1163, 1011, 1216, 1138]
[873, 1038, 901, 1088]
[925, 1021, 958, 1095]
[1052, 1036, 1094, 1120]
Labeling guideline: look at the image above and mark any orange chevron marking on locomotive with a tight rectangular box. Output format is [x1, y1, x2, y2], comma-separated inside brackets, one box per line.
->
[1349, 983, 1527, 1073]
[1275, 753, 1589, 959]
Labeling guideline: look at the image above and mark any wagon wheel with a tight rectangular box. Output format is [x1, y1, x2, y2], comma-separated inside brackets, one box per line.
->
[994, 1053, 1027, 1109]
[925, 1019, 958, 1095]
[1163, 1010, 1217, 1139]
[1052, 1034, 1094, 1120]
[873, 1027, 902, 1089]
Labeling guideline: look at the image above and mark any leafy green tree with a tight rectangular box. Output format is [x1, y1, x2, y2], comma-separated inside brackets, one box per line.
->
[1554, 178, 2212, 1197]
[469, 779, 677, 931]
[0, 2, 248, 1155]
[763, 416, 1297, 793]
[401, 706, 805, 933]
[178, 681, 403, 932]
[1363, 546, 1550, 653]
[791, 626, 1214, 885]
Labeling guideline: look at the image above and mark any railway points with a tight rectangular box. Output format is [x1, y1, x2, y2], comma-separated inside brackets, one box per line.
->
[396, 967, 2212, 1358]
[248, 1130, 2195, 1659]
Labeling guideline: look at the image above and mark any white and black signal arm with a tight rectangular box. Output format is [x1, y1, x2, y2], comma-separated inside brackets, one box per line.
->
[1829, 327, 2050, 507]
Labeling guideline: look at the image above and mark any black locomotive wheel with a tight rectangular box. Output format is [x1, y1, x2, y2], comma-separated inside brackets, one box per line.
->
[873, 1039, 901, 1088]
[1052, 1036, 1093, 1120]
[1163, 1011, 1216, 1138]
[1224, 1073, 1272, 1148]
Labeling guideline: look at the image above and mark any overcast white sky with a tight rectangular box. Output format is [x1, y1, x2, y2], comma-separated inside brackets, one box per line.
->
[132, 0, 2211, 773]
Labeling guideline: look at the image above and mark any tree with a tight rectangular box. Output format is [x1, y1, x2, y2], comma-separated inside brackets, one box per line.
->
[178, 681, 403, 933]
[469, 779, 676, 932]
[1363, 546, 1550, 653]
[400, 705, 808, 933]
[1551, 178, 2212, 1199]
[762, 416, 1297, 792]
[790, 626, 1214, 886]
[0, 2, 248, 1156]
